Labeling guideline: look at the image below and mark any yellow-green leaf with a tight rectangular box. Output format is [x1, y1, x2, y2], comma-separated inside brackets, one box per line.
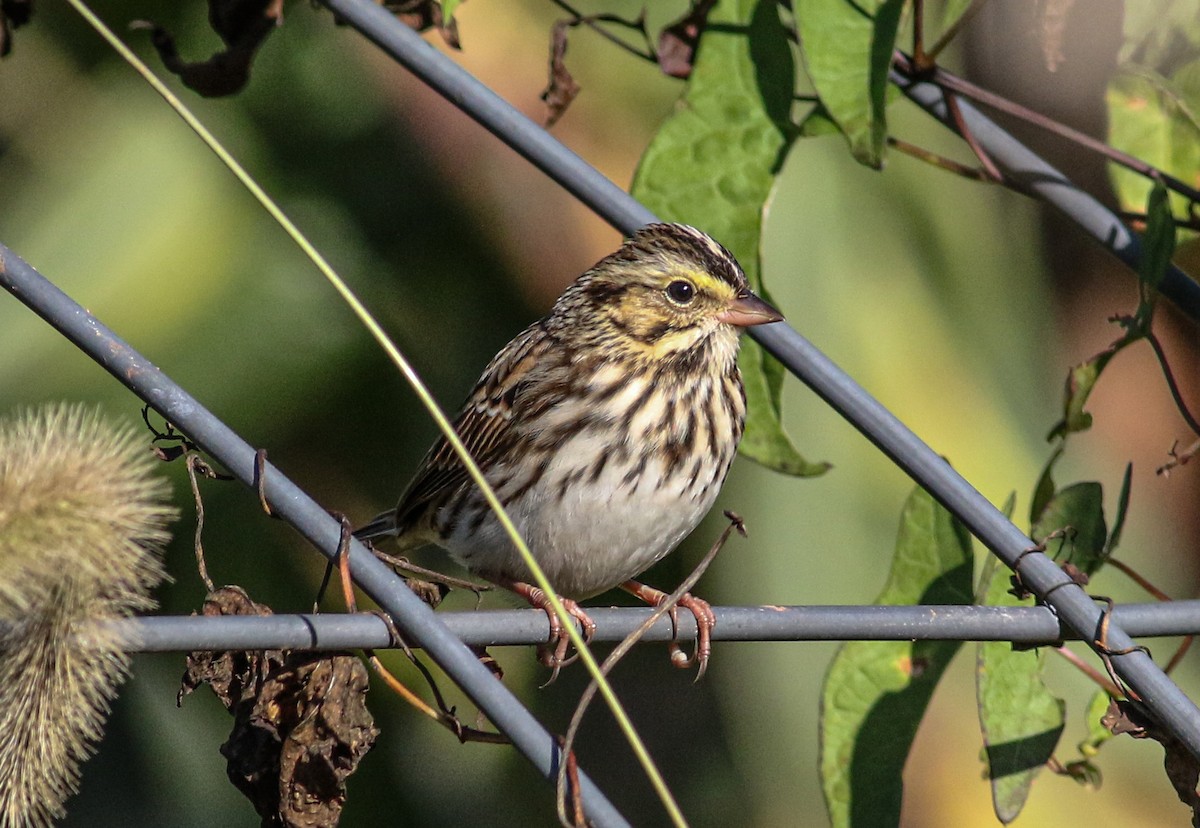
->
[821, 486, 973, 827]
[632, 0, 829, 477]
[976, 556, 1066, 824]
[794, 0, 905, 167]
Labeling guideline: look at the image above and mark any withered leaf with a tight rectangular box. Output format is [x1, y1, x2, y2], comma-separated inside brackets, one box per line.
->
[134, 0, 283, 98]
[541, 20, 580, 128]
[656, 0, 716, 79]
[1104, 699, 1200, 822]
[179, 586, 275, 708]
[379, 1, 460, 49]
[180, 587, 379, 828]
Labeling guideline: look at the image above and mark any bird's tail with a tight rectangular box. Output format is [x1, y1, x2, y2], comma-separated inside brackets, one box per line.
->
[352, 509, 398, 542]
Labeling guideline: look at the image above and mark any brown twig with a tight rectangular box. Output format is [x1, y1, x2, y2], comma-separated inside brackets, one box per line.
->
[372, 549, 493, 599]
[1159, 438, 1200, 476]
[1091, 596, 1149, 701]
[554, 512, 746, 827]
[888, 136, 992, 181]
[1165, 636, 1194, 675]
[185, 453, 217, 593]
[925, 0, 989, 64]
[253, 448, 277, 517]
[331, 517, 507, 744]
[912, 0, 928, 71]
[1106, 558, 1172, 602]
[547, 0, 655, 63]
[893, 51, 1200, 207]
[1055, 645, 1125, 699]
[1145, 329, 1200, 438]
[1105, 557, 1193, 675]
[943, 91, 1004, 182]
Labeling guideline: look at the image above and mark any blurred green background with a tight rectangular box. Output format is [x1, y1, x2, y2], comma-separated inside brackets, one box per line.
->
[2, 1, 1199, 825]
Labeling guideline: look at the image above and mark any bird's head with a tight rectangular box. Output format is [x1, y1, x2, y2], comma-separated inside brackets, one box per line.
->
[551, 223, 783, 367]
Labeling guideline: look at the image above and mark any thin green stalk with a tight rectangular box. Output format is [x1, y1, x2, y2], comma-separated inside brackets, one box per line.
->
[65, 3, 686, 825]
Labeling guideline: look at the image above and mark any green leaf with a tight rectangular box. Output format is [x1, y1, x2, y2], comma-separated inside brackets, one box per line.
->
[1000, 491, 1017, 520]
[1106, 463, 1133, 554]
[1029, 445, 1064, 527]
[741, 334, 834, 475]
[1047, 349, 1117, 440]
[1049, 183, 1174, 440]
[632, 0, 829, 477]
[1119, 1, 1200, 66]
[821, 486, 973, 827]
[1031, 481, 1108, 577]
[442, 0, 462, 22]
[794, 0, 905, 167]
[1077, 689, 1117, 762]
[797, 102, 842, 138]
[1135, 180, 1177, 329]
[976, 554, 1066, 823]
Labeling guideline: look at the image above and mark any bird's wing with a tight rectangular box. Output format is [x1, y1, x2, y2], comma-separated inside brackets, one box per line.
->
[386, 322, 556, 536]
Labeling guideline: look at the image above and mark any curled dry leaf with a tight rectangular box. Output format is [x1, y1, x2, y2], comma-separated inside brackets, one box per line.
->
[379, 1, 460, 49]
[1103, 698, 1200, 822]
[180, 587, 379, 828]
[134, 0, 283, 97]
[656, 0, 716, 79]
[541, 20, 580, 128]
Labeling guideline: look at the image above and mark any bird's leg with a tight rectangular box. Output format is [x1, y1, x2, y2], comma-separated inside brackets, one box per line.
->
[499, 578, 596, 684]
[621, 580, 716, 679]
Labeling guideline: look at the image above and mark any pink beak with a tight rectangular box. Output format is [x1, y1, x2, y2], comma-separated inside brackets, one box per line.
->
[717, 289, 784, 327]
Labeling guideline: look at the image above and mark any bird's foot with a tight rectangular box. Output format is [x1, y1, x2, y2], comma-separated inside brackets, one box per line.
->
[622, 580, 716, 680]
[504, 580, 596, 685]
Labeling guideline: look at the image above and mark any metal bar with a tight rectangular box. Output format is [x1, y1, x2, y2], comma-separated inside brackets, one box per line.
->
[0, 244, 629, 828]
[317, 0, 1200, 753]
[891, 63, 1200, 322]
[105, 601, 1200, 651]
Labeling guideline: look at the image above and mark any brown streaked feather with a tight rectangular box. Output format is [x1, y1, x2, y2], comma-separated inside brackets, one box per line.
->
[387, 321, 558, 537]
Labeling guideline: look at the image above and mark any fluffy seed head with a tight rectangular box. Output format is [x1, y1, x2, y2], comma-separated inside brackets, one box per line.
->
[0, 403, 176, 828]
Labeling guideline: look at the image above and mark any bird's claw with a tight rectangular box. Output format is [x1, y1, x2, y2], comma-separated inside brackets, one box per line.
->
[503, 580, 595, 685]
[535, 597, 595, 685]
[665, 593, 715, 680]
[623, 580, 715, 680]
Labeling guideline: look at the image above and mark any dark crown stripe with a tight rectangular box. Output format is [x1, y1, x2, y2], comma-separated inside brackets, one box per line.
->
[628, 223, 746, 289]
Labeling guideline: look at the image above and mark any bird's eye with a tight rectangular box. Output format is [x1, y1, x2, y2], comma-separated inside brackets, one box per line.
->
[666, 280, 695, 305]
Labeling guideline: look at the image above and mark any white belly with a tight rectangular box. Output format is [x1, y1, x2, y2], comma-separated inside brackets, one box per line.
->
[444, 430, 729, 598]
[439, 359, 742, 598]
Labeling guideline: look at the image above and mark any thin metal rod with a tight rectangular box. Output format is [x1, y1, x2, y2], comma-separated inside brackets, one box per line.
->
[0, 244, 629, 828]
[318, 0, 1200, 754]
[891, 61, 1200, 321]
[105, 601, 1200, 651]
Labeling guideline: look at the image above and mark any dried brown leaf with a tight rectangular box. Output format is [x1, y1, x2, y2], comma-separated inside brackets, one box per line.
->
[656, 0, 716, 79]
[179, 587, 274, 708]
[541, 20, 580, 128]
[381, 1, 460, 48]
[1104, 699, 1200, 823]
[180, 587, 379, 827]
[133, 0, 283, 97]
